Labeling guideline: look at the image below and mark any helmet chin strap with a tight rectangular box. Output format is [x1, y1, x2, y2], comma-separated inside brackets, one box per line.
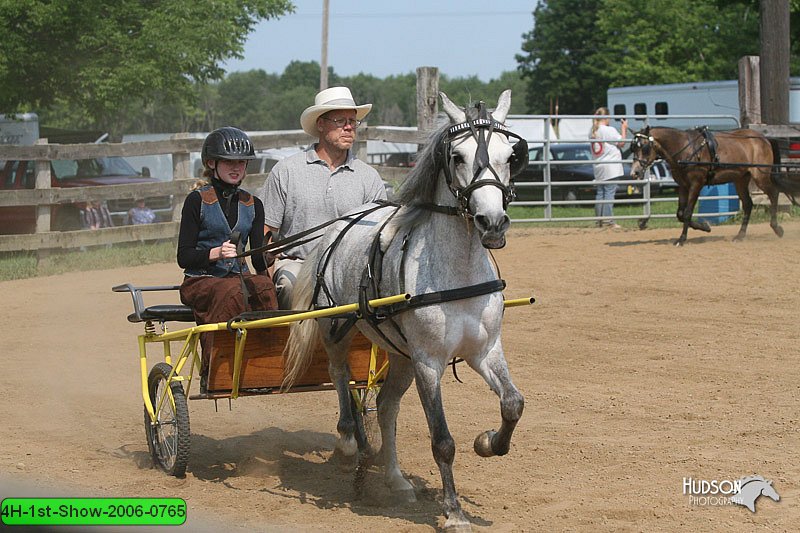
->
[211, 163, 241, 199]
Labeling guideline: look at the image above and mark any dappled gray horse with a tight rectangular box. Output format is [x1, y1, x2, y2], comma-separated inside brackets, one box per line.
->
[283, 90, 527, 531]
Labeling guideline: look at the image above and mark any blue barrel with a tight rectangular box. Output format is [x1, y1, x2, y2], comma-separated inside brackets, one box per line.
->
[697, 183, 739, 224]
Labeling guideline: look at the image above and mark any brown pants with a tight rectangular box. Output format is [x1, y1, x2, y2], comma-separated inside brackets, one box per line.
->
[180, 273, 278, 376]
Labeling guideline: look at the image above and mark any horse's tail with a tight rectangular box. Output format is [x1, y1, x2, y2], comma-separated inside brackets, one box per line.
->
[769, 138, 800, 205]
[281, 249, 322, 390]
[769, 138, 782, 167]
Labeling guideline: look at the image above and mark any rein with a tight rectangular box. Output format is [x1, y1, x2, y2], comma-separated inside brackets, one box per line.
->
[233, 201, 396, 262]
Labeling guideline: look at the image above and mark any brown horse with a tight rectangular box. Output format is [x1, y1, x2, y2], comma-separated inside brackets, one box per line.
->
[630, 126, 783, 246]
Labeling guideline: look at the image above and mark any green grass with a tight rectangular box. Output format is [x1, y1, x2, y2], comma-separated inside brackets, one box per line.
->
[0, 241, 176, 282]
[508, 201, 800, 229]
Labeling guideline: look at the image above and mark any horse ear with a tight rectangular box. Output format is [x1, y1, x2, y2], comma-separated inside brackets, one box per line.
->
[440, 92, 466, 123]
[492, 90, 512, 123]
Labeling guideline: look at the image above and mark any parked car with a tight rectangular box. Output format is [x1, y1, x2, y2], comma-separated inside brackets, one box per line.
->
[0, 156, 173, 234]
[513, 143, 675, 203]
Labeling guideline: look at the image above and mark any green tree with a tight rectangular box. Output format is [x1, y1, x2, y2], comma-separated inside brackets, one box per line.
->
[215, 70, 279, 130]
[597, 0, 760, 87]
[516, 0, 606, 114]
[517, 0, 799, 115]
[0, 0, 293, 129]
[485, 70, 529, 115]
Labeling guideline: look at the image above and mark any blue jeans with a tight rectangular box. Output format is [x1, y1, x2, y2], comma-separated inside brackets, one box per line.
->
[595, 182, 618, 222]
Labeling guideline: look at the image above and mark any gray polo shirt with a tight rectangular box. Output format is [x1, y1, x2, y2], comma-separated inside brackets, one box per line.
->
[260, 145, 387, 259]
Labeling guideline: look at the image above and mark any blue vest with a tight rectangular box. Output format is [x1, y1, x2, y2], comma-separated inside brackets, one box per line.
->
[183, 185, 256, 277]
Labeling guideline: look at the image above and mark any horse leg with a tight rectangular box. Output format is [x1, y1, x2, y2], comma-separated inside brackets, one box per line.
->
[763, 182, 785, 238]
[413, 356, 471, 531]
[675, 186, 688, 223]
[470, 341, 524, 458]
[675, 182, 704, 246]
[732, 178, 754, 241]
[375, 352, 416, 500]
[320, 324, 359, 470]
[675, 185, 710, 233]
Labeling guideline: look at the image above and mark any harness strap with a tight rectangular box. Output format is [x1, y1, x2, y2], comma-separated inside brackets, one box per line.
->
[313, 203, 400, 309]
[417, 202, 460, 216]
[228, 230, 251, 313]
[387, 279, 507, 316]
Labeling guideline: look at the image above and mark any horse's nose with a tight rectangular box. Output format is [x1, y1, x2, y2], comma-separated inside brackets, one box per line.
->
[475, 213, 510, 249]
[475, 213, 510, 232]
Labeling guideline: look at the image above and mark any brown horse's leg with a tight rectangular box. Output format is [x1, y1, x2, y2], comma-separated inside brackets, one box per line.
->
[676, 187, 688, 223]
[768, 189, 784, 238]
[675, 182, 704, 246]
[762, 181, 785, 238]
[732, 178, 754, 241]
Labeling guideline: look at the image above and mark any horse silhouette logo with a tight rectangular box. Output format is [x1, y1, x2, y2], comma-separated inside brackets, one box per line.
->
[729, 475, 780, 512]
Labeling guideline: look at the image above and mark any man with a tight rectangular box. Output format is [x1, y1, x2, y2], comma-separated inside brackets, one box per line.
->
[261, 86, 387, 309]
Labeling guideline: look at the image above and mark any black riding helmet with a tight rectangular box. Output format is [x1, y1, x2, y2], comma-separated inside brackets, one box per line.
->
[201, 126, 257, 167]
[202, 127, 257, 201]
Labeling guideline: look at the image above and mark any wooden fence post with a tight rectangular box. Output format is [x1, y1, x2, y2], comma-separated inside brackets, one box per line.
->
[760, 0, 790, 124]
[416, 67, 439, 139]
[170, 133, 193, 222]
[34, 138, 52, 263]
[738, 56, 761, 127]
[34, 138, 51, 234]
[355, 120, 368, 162]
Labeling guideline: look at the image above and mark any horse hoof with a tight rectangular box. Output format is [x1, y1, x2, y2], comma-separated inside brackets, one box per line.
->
[673, 240, 684, 247]
[394, 488, 417, 503]
[444, 516, 472, 532]
[331, 447, 357, 473]
[774, 226, 785, 238]
[473, 430, 497, 457]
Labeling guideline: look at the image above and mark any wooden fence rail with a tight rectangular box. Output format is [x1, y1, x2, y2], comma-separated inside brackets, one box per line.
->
[0, 127, 418, 253]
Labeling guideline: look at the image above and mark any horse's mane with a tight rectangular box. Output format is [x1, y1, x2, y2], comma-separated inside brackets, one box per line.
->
[385, 121, 452, 233]
[396, 122, 449, 206]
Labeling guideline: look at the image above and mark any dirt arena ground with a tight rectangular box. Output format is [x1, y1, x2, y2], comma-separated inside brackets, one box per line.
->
[2, 220, 799, 532]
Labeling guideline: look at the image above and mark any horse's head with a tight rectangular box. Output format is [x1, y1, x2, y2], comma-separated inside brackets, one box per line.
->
[438, 90, 527, 248]
[630, 126, 657, 180]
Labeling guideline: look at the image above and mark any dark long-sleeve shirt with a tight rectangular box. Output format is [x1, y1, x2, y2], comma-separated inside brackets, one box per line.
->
[177, 185, 268, 273]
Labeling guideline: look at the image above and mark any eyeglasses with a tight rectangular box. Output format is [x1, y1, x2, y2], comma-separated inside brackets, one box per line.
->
[322, 117, 362, 128]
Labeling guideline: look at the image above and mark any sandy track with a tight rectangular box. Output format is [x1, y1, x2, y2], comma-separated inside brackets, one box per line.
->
[2, 220, 799, 532]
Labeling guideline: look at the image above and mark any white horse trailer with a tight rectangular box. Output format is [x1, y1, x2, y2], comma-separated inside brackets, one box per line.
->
[607, 79, 800, 130]
[0, 113, 39, 146]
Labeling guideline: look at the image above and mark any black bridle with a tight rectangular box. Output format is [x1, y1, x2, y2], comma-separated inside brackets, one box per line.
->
[437, 102, 528, 217]
[631, 128, 658, 173]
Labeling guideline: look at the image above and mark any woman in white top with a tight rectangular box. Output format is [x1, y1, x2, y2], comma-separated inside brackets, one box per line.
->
[590, 107, 627, 228]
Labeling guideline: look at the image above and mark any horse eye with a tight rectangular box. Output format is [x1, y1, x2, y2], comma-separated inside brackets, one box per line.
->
[452, 154, 464, 165]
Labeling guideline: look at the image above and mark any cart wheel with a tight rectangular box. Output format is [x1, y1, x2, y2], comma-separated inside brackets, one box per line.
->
[351, 385, 381, 456]
[144, 362, 190, 477]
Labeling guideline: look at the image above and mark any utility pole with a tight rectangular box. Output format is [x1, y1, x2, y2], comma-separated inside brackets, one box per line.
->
[320, 0, 329, 90]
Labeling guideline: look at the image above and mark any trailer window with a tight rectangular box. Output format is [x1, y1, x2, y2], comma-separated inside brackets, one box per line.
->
[633, 103, 647, 115]
[613, 104, 626, 116]
[655, 102, 669, 115]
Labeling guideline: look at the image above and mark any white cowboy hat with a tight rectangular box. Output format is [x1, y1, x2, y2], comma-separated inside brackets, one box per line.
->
[300, 86, 372, 137]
